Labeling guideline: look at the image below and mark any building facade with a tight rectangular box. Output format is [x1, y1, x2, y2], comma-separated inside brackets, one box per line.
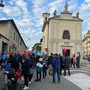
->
[83, 30, 90, 56]
[32, 42, 42, 54]
[0, 19, 27, 54]
[42, 3, 83, 59]
[0, 34, 9, 54]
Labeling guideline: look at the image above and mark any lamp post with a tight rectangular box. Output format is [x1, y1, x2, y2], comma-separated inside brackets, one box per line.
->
[0, 0, 4, 7]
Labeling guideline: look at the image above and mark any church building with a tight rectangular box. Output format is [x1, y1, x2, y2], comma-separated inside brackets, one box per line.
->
[41, 3, 83, 58]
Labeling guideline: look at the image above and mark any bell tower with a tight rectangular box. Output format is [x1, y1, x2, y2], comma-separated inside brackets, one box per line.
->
[42, 13, 50, 23]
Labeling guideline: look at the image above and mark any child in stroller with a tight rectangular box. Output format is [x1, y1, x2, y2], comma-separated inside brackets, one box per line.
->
[2, 68, 23, 90]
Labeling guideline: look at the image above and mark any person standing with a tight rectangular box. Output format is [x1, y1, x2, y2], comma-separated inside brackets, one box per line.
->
[22, 57, 30, 90]
[76, 54, 80, 69]
[51, 54, 61, 83]
[48, 53, 53, 75]
[60, 55, 64, 75]
[35, 58, 43, 81]
[11, 56, 19, 72]
[43, 62, 48, 79]
[64, 55, 71, 76]
[71, 56, 75, 68]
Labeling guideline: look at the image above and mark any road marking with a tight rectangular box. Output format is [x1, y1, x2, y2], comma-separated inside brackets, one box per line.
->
[63, 73, 90, 90]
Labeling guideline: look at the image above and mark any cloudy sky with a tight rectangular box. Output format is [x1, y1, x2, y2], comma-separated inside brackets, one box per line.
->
[0, 0, 90, 50]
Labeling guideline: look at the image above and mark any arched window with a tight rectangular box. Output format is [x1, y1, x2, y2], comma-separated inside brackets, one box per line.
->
[62, 30, 70, 40]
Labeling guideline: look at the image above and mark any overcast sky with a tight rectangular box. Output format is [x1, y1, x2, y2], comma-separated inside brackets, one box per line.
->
[0, 0, 90, 50]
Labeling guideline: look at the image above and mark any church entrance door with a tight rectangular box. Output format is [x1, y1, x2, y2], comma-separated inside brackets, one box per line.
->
[63, 49, 70, 56]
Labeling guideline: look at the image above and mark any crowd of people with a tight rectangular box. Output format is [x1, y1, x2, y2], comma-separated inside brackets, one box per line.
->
[0, 52, 80, 90]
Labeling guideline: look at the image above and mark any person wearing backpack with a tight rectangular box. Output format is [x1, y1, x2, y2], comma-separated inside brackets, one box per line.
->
[51, 54, 61, 83]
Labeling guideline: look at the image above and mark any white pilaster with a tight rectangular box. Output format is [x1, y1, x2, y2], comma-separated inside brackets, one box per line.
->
[50, 42, 53, 53]
[55, 42, 59, 54]
[51, 22, 54, 38]
[56, 22, 59, 38]
[75, 23, 77, 40]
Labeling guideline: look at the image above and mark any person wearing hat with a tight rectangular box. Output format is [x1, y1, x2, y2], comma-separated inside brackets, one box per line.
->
[35, 58, 43, 81]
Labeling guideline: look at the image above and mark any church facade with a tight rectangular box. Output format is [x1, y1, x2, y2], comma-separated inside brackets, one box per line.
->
[42, 3, 83, 58]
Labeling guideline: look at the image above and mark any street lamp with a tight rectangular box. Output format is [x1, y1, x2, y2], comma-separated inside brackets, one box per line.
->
[0, 0, 4, 7]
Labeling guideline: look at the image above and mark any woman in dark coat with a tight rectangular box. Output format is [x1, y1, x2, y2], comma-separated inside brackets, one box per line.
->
[11, 56, 19, 72]
[22, 57, 30, 89]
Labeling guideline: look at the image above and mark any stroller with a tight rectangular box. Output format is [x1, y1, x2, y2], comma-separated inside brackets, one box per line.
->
[2, 68, 23, 90]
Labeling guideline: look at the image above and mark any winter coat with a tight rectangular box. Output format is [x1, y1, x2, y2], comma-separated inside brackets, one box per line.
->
[76, 56, 80, 63]
[52, 58, 60, 68]
[11, 59, 19, 72]
[43, 64, 48, 71]
[18, 55, 23, 64]
[36, 62, 43, 72]
[22, 60, 30, 75]
[64, 56, 71, 67]
[4, 63, 11, 71]
[48, 56, 53, 65]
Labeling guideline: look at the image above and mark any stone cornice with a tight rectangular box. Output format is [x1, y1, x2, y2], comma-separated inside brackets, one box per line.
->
[48, 18, 83, 22]
[60, 45, 73, 47]
[50, 38, 82, 44]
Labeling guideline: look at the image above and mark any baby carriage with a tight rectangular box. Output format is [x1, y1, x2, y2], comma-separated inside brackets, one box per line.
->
[2, 68, 23, 90]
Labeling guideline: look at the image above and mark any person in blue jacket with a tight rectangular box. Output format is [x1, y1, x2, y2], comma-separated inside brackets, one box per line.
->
[4, 63, 11, 85]
[51, 54, 61, 83]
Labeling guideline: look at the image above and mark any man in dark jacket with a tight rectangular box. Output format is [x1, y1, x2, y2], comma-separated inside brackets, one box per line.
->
[76, 54, 80, 69]
[51, 54, 61, 83]
[63, 55, 71, 76]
